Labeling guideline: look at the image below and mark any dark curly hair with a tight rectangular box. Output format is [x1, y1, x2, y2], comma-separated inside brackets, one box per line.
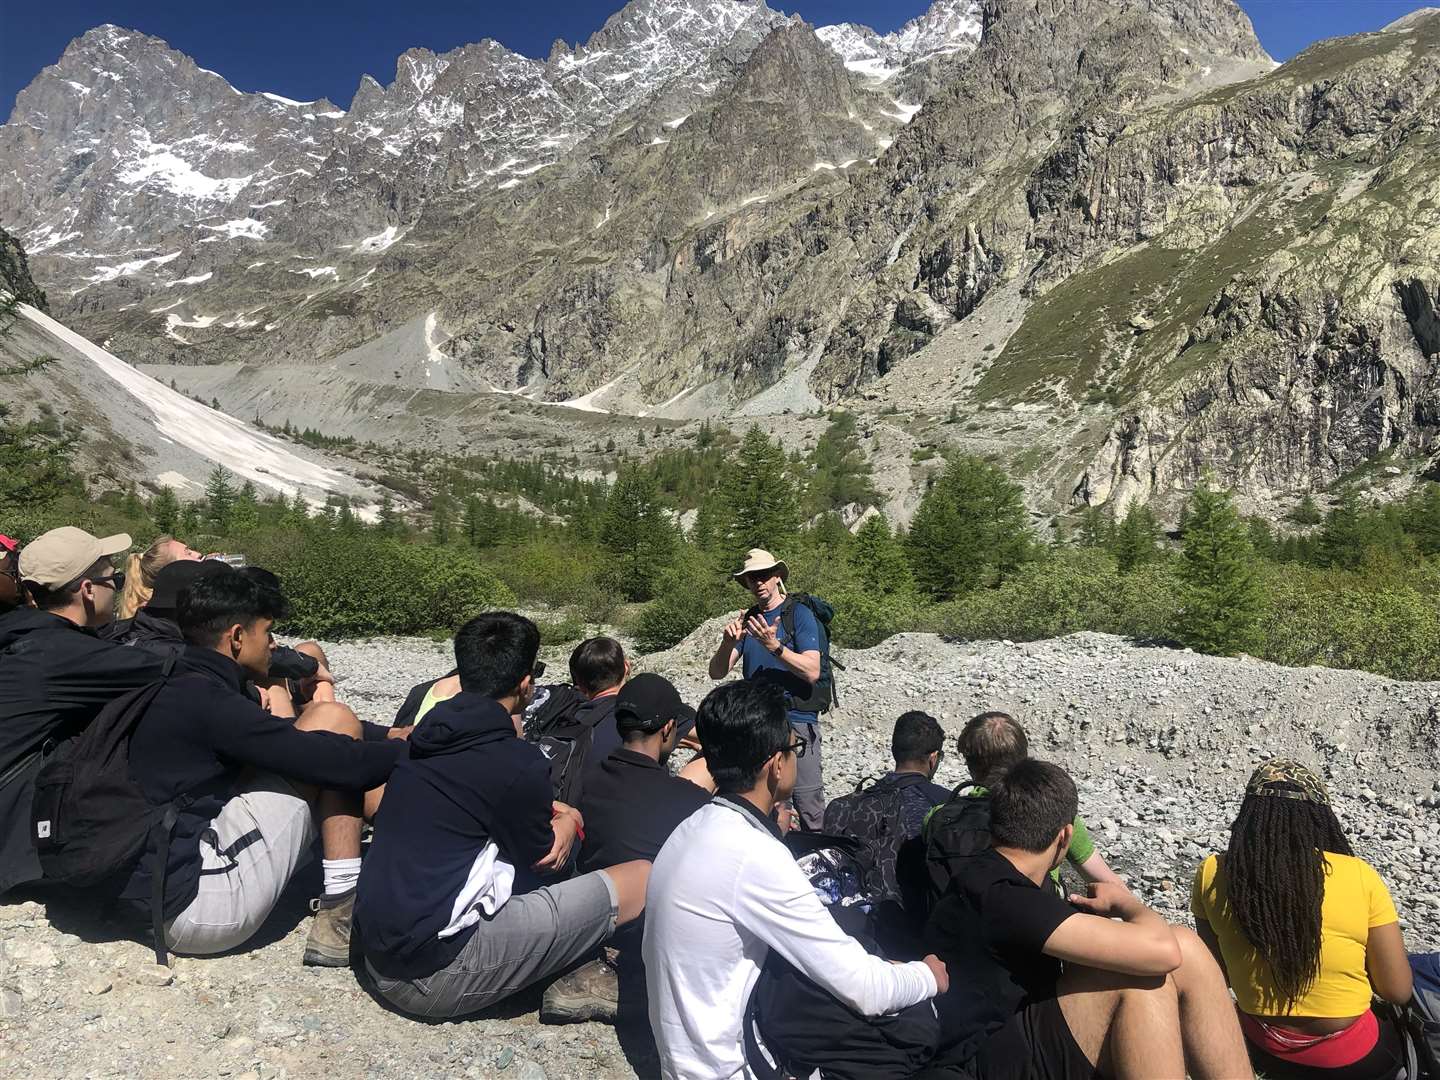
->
[1223, 785, 1354, 1009]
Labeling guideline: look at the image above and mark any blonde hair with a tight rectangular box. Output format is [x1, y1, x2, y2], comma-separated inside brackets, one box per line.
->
[117, 535, 180, 619]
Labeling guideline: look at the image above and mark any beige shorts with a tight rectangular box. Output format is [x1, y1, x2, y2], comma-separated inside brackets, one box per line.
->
[165, 773, 317, 956]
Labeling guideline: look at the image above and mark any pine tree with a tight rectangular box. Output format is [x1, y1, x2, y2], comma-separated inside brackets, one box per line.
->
[906, 454, 1033, 600]
[849, 512, 914, 595]
[149, 486, 180, 534]
[1077, 505, 1114, 549]
[601, 466, 677, 601]
[1290, 494, 1323, 525]
[121, 486, 144, 519]
[1316, 489, 1370, 570]
[637, 428, 647, 447]
[377, 492, 401, 537]
[1179, 477, 1263, 655]
[431, 495, 454, 546]
[336, 496, 360, 535]
[232, 480, 260, 531]
[178, 501, 203, 536]
[723, 426, 801, 550]
[1404, 483, 1440, 557]
[1246, 517, 1277, 561]
[1112, 503, 1162, 572]
[462, 495, 484, 548]
[281, 492, 310, 528]
[204, 466, 237, 532]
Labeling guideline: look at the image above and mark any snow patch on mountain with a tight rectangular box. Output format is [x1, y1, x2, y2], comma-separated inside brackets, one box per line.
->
[817, 0, 981, 79]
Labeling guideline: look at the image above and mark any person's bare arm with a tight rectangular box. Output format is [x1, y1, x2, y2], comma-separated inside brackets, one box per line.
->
[708, 616, 744, 680]
[745, 614, 821, 683]
[678, 753, 716, 793]
[1366, 922, 1413, 1005]
[1045, 882, 1182, 977]
[1074, 850, 1125, 886]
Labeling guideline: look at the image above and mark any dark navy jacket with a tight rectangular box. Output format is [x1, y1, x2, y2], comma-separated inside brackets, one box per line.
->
[355, 692, 557, 979]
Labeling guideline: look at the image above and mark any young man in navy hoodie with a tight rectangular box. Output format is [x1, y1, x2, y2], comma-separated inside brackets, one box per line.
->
[355, 612, 650, 1020]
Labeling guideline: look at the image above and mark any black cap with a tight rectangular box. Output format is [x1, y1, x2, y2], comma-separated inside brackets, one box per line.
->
[614, 673, 696, 739]
[146, 559, 217, 613]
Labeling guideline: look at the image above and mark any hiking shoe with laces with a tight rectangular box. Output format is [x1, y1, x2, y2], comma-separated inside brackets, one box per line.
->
[540, 957, 620, 1024]
[302, 890, 354, 968]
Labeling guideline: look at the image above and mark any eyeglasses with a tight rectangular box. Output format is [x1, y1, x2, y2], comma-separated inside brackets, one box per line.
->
[531, 661, 547, 680]
[778, 736, 807, 759]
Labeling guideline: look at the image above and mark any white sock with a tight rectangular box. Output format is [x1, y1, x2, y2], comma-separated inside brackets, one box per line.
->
[321, 857, 361, 898]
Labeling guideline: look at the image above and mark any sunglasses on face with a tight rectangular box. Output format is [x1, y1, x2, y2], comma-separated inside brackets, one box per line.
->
[531, 661, 546, 680]
[88, 572, 125, 591]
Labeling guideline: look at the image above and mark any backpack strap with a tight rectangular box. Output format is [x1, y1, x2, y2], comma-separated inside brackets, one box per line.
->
[147, 656, 179, 966]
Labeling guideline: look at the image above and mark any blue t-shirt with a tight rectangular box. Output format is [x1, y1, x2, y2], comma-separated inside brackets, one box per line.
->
[739, 599, 822, 726]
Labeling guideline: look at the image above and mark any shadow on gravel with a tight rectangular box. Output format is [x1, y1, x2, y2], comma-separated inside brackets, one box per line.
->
[23, 858, 322, 958]
[350, 951, 662, 1077]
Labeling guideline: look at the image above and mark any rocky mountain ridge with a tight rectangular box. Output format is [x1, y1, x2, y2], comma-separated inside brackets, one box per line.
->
[5, 0, 1440, 519]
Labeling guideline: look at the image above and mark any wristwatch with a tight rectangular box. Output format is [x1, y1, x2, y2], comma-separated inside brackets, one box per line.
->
[770, 641, 785, 657]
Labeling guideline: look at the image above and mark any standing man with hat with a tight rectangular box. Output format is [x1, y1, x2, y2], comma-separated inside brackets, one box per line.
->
[709, 548, 827, 830]
[0, 527, 165, 893]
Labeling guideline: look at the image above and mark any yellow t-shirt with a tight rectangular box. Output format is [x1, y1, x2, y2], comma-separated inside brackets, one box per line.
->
[1191, 852, 1398, 1018]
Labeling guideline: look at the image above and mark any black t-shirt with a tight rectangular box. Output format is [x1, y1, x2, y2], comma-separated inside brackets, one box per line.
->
[925, 848, 1078, 1064]
[577, 747, 709, 872]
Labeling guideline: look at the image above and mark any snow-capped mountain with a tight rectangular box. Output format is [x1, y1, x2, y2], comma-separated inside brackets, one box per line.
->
[816, 0, 982, 81]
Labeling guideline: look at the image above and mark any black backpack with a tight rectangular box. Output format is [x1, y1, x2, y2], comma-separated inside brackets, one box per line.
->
[753, 593, 841, 714]
[920, 784, 992, 913]
[822, 775, 929, 905]
[743, 831, 939, 1079]
[524, 685, 600, 806]
[29, 657, 188, 963]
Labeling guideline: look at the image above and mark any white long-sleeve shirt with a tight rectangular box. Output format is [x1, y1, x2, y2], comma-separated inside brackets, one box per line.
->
[643, 797, 938, 1079]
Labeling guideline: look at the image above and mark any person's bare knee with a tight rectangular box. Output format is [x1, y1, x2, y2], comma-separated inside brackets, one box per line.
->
[599, 861, 651, 925]
[295, 640, 329, 667]
[294, 701, 360, 738]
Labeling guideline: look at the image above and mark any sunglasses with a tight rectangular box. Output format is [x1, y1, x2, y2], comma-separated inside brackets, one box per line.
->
[88, 572, 125, 591]
[531, 661, 546, 680]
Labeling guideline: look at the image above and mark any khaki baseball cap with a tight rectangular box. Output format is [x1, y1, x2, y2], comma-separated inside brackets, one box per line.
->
[18, 527, 131, 589]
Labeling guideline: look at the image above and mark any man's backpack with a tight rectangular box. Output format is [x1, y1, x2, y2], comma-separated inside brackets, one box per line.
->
[755, 593, 841, 714]
[920, 784, 992, 912]
[524, 685, 599, 806]
[29, 658, 187, 964]
[743, 830, 939, 1079]
[823, 775, 928, 906]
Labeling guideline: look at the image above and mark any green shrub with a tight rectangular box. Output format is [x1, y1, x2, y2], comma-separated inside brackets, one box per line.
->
[243, 527, 514, 638]
[635, 589, 715, 653]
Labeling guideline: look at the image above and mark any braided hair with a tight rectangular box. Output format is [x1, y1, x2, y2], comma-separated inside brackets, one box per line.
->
[1223, 784, 1354, 1009]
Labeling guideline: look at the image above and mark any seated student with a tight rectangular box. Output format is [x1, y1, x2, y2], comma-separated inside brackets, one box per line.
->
[542, 674, 709, 1024]
[951, 711, 1122, 886]
[103, 558, 215, 656]
[0, 535, 24, 614]
[117, 534, 201, 620]
[920, 758, 1251, 1080]
[644, 680, 947, 1079]
[0, 528, 165, 895]
[825, 709, 951, 839]
[121, 565, 401, 966]
[355, 612, 650, 1020]
[1192, 760, 1412, 1080]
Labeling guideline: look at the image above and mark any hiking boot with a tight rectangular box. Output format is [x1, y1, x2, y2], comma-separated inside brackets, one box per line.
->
[302, 890, 354, 968]
[540, 957, 620, 1024]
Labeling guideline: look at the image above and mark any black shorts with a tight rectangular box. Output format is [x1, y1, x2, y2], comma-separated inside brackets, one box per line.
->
[970, 996, 1098, 1080]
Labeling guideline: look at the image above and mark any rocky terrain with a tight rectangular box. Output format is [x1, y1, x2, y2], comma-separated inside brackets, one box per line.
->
[3, 627, 1437, 1079]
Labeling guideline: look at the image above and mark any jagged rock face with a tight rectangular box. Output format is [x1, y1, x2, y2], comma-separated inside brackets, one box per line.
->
[4, 0, 1439, 513]
[0, 226, 47, 310]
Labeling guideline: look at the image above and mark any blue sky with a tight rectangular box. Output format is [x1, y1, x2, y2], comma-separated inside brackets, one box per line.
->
[1, 1, 1429, 120]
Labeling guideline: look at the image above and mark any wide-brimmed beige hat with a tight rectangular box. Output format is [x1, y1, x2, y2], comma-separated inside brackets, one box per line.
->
[732, 548, 788, 582]
[19, 526, 131, 589]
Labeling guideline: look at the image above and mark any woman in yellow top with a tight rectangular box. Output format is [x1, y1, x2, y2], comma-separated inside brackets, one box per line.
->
[1192, 760, 1413, 1080]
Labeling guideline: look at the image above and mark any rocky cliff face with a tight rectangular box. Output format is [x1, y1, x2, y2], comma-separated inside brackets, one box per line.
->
[0, 226, 47, 310]
[3, 0, 1437, 515]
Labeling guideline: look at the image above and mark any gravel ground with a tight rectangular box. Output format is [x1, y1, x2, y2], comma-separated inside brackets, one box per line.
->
[4, 626, 1437, 1079]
